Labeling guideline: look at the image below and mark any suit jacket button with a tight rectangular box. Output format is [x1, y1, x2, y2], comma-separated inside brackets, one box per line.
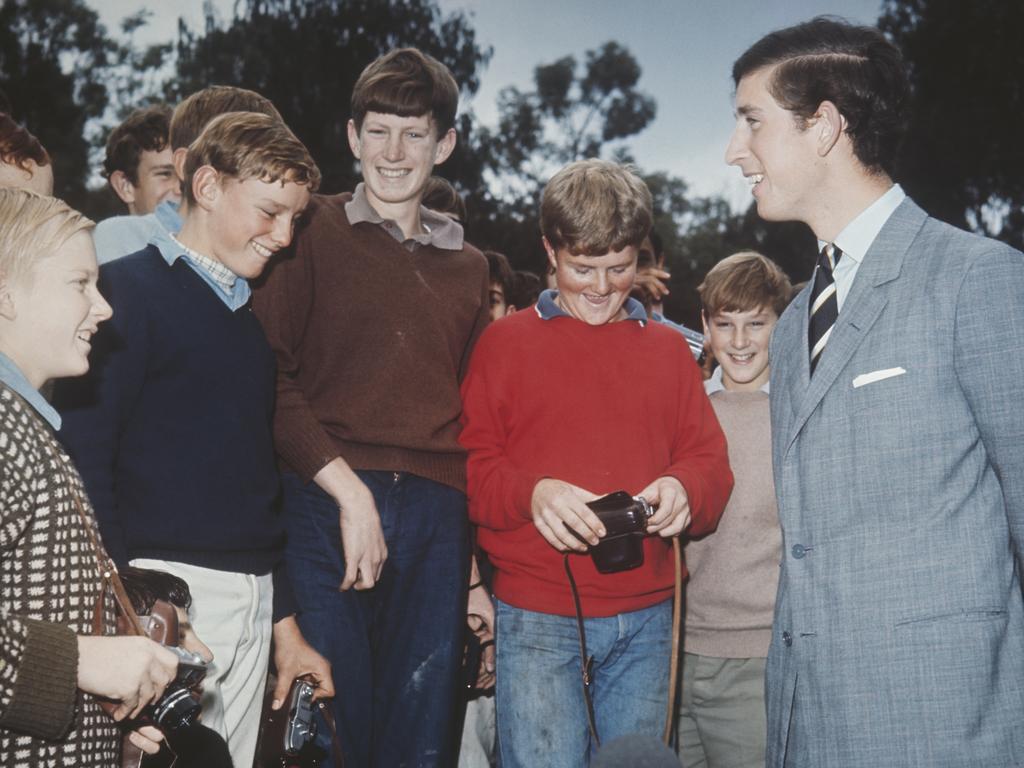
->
[791, 544, 806, 559]
[783, 631, 793, 647]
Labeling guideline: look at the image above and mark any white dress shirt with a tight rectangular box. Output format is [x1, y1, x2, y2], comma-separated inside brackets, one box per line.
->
[819, 183, 906, 312]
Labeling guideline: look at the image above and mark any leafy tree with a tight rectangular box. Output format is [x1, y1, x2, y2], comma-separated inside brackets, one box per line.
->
[0, 0, 112, 204]
[879, 0, 1024, 248]
[170, 0, 491, 196]
[463, 41, 657, 272]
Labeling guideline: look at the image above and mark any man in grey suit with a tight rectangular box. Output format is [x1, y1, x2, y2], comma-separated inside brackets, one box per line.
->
[726, 17, 1024, 767]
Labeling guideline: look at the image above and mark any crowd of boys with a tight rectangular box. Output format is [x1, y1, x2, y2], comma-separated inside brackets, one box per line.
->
[1, 12, 1022, 768]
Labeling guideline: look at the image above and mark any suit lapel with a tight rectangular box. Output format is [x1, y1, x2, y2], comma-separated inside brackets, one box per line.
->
[783, 199, 929, 456]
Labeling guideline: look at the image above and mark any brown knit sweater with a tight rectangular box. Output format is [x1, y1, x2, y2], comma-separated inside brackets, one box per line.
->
[0, 384, 119, 767]
[252, 192, 490, 491]
[684, 387, 781, 658]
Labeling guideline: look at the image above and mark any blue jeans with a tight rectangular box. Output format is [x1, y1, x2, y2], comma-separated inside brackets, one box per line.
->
[495, 598, 672, 768]
[281, 471, 469, 768]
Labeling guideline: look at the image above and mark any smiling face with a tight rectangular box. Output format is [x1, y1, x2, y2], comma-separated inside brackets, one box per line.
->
[199, 174, 311, 280]
[0, 231, 112, 388]
[347, 111, 455, 222]
[123, 147, 180, 215]
[725, 66, 823, 224]
[547, 240, 638, 326]
[703, 305, 778, 391]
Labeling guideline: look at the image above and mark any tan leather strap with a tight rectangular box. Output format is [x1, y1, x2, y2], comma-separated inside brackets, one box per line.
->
[565, 539, 685, 751]
[662, 537, 683, 745]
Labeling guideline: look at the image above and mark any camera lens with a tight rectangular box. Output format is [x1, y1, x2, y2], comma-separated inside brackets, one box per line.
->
[150, 685, 201, 730]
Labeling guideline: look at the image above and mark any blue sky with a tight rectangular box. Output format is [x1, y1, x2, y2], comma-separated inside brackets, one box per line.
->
[91, 0, 884, 209]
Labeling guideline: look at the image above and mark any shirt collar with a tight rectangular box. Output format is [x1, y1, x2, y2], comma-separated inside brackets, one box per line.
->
[819, 183, 906, 264]
[153, 199, 183, 235]
[150, 227, 252, 310]
[704, 363, 770, 395]
[534, 289, 648, 325]
[344, 183, 465, 250]
[0, 352, 61, 430]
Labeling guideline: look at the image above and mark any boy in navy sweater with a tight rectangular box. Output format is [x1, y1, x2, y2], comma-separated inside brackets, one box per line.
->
[56, 111, 332, 767]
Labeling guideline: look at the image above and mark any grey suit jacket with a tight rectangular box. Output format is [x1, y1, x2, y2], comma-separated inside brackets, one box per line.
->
[767, 198, 1024, 767]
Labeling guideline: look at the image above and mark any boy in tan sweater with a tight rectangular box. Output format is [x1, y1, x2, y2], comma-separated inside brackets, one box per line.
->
[678, 251, 792, 768]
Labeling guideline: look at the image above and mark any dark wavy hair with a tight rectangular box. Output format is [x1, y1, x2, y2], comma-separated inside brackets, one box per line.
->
[103, 105, 172, 183]
[351, 48, 459, 136]
[732, 16, 909, 177]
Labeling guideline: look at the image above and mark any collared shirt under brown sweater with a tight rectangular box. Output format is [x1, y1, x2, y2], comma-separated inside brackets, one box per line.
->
[252, 184, 490, 491]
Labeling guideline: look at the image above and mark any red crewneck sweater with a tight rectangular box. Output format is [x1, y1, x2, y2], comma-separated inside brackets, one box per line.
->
[459, 307, 732, 617]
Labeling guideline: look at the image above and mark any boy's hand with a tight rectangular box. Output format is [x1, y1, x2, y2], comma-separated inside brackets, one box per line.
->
[640, 476, 691, 537]
[313, 457, 388, 590]
[634, 266, 671, 302]
[271, 616, 335, 708]
[77, 635, 179, 720]
[530, 479, 602, 552]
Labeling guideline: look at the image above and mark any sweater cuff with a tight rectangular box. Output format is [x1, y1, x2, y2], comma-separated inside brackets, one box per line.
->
[515, 473, 545, 523]
[1, 620, 78, 740]
[271, 560, 298, 623]
[669, 466, 714, 537]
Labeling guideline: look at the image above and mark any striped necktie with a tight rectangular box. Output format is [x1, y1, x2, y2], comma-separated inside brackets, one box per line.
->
[808, 244, 841, 375]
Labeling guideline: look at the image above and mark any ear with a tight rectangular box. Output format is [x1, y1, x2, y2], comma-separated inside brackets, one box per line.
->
[172, 147, 188, 182]
[190, 166, 222, 212]
[347, 119, 362, 160]
[701, 310, 710, 337]
[813, 100, 845, 157]
[433, 128, 457, 166]
[0, 273, 17, 321]
[542, 236, 558, 271]
[109, 170, 137, 207]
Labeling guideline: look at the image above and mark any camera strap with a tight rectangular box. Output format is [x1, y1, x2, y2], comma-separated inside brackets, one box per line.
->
[562, 554, 601, 748]
[563, 538, 685, 751]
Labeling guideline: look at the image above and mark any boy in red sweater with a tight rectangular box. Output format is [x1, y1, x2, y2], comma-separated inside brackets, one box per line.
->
[459, 159, 732, 767]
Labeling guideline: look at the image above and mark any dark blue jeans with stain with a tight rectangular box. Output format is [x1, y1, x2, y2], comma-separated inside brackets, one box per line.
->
[281, 470, 469, 768]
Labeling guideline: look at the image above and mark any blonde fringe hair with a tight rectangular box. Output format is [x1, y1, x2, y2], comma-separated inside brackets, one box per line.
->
[0, 189, 93, 281]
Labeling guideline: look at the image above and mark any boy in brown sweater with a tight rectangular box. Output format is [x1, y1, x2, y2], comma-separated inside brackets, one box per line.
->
[678, 251, 792, 768]
[252, 48, 489, 768]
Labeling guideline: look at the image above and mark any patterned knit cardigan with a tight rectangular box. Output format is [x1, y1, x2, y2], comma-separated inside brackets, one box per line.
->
[0, 383, 119, 767]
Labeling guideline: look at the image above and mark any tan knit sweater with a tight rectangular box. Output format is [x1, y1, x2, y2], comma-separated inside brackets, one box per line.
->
[684, 387, 781, 658]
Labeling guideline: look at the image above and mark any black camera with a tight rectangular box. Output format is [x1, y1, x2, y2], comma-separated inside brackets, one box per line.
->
[145, 645, 208, 730]
[569, 491, 655, 574]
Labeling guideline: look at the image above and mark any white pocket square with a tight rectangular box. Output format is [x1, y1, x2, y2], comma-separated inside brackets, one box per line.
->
[852, 367, 906, 388]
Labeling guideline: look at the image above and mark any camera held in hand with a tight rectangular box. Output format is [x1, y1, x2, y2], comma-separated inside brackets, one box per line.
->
[569, 491, 655, 574]
[143, 645, 208, 730]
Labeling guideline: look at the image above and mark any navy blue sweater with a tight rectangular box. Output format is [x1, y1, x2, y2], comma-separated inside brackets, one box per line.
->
[55, 246, 294, 617]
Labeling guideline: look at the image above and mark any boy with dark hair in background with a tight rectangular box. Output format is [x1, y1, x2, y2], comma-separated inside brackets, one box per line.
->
[103, 105, 180, 217]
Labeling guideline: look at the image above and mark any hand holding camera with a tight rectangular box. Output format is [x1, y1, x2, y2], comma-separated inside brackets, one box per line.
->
[639, 476, 691, 537]
[76, 635, 182, 721]
[530, 479, 603, 553]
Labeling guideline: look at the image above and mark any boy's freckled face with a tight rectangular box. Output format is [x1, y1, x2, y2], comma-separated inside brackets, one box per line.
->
[548, 244, 638, 326]
[347, 112, 455, 217]
[703, 306, 778, 391]
[206, 176, 311, 280]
